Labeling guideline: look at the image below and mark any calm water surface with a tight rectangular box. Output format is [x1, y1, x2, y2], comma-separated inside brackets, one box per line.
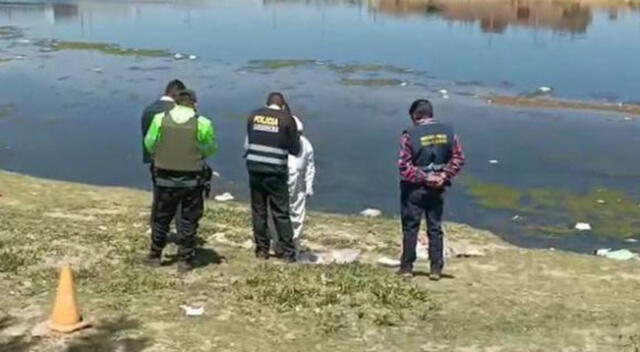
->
[1, 0, 639, 252]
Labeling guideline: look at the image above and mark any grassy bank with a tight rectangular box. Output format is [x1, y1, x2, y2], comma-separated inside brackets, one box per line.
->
[0, 171, 639, 351]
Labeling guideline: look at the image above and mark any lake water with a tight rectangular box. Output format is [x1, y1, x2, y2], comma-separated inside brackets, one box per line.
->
[1, 0, 639, 252]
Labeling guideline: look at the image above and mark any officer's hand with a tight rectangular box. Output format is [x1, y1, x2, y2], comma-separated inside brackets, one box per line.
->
[426, 173, 447, 190]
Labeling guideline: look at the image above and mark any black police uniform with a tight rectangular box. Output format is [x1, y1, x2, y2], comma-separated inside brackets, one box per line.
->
[141, 98, 174, 164]
[245, 106, 300, 260]
[400, 122, 455, 274]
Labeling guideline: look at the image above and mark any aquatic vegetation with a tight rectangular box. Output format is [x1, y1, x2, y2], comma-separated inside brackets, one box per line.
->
[463, 176, 640, 238]
[0, 104, 15, 120]
[462, 177, 524, 210]
[242, 59, 318, 71]
[328, 63, 413, 75]
[488, 95, 640, 116]
[240, 60, 415, 77]
[0, 26, 22, 39]
[40, 40, 171, 57]
[340, 78, 405, 87]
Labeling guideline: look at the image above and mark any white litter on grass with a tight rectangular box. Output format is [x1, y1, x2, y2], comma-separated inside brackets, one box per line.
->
[400, 82, 408, 87]
[360, 208, 382, 218]
[14, 55, 25, 60]
[91, 67, 103, 73]
[625, 238, 638, 243]
[597, 199, 606, 204]
[489, 159, 499, 164]
[188, 54, 198, 60]
[325, 249, 361, 264]
[174, 53, 184, 60]
[438, 89, 448, 95]
[180, 305, 204, 316]
[574, 222, 592, 231]
[416, 243, 429, 260]
[595, 249, 638, 261]
[214, 192, 234, 202]
[377, 257, 401, 267]
[538, 86, 553, 93]
[313, 249, 362, 265]
[512, 215, 521, 221]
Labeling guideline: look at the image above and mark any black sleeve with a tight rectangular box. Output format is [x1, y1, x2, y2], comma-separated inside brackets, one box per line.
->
[286, 116, 301, 155]
[141, 107, 152, 137]
[141, 107, 153, 163]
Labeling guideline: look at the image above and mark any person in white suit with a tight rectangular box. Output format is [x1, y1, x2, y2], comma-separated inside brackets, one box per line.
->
[268, 111, 316, 258]
[288, 115, 316, 252]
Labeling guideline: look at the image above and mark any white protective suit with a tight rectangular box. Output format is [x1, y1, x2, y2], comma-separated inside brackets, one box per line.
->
[288, 117, 316, 250]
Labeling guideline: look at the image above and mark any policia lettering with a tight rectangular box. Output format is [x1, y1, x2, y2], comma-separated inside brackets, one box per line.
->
[245, 93, 301, 262]
[253, 115, 280, 133]
[144, 89, 218, 272]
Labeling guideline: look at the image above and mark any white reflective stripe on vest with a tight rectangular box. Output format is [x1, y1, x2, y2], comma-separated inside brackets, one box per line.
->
[247, 144, 288, 155]
[246, 154, 288, 165]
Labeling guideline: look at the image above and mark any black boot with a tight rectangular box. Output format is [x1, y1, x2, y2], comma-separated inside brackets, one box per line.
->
[397, 266, 413, 279]
[143, 250, 162, 268]
[429, 262, 443, 281]
[255, 250, 270, 261]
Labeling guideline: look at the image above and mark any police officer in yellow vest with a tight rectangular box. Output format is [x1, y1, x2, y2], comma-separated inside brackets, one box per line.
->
[143, 89, 218, 274]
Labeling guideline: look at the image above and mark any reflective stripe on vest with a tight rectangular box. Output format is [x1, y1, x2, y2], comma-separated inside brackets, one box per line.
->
[245, 142, 288, 166]
[246, 154, 287, 165]
[247, 144, 288, 155]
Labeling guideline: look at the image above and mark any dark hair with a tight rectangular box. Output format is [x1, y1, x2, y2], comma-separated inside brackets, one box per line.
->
[266, 92, 286, 109]
[409, 99, 434, 119]
[175, 89, 197, 107]
[165, 79, 186, 95]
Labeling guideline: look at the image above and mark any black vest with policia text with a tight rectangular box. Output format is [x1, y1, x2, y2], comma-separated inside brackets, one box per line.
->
[245, 107, 300, 175]
[406, 122, 454, 172]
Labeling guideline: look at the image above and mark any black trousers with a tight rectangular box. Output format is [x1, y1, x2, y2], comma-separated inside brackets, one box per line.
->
[249, 172, 295, 259]
[400, 182, 445, 272]
[149, 165, 182, 230]
[150, 185, 204, 261]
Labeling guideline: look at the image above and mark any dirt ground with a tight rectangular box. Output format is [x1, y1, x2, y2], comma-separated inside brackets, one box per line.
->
[0, 171, 639, 352]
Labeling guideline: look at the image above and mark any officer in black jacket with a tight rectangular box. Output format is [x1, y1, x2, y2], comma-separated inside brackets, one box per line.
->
[141, 79, 186, 165]
[245, 92, 301, 262]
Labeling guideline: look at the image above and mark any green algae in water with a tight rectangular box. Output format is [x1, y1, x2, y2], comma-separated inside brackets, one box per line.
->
[462, 177, 524, 210]
[340, 78, 405, 87]
[462, 176, 640, 238]
[243, 59, 318, 70]
[0, 26, 22, 39]
[329, 63, 413, 75]
[47, 41, 170, 57]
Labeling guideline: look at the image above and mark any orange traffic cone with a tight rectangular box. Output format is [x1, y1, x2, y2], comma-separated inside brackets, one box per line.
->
[47, 266, 91, 333]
